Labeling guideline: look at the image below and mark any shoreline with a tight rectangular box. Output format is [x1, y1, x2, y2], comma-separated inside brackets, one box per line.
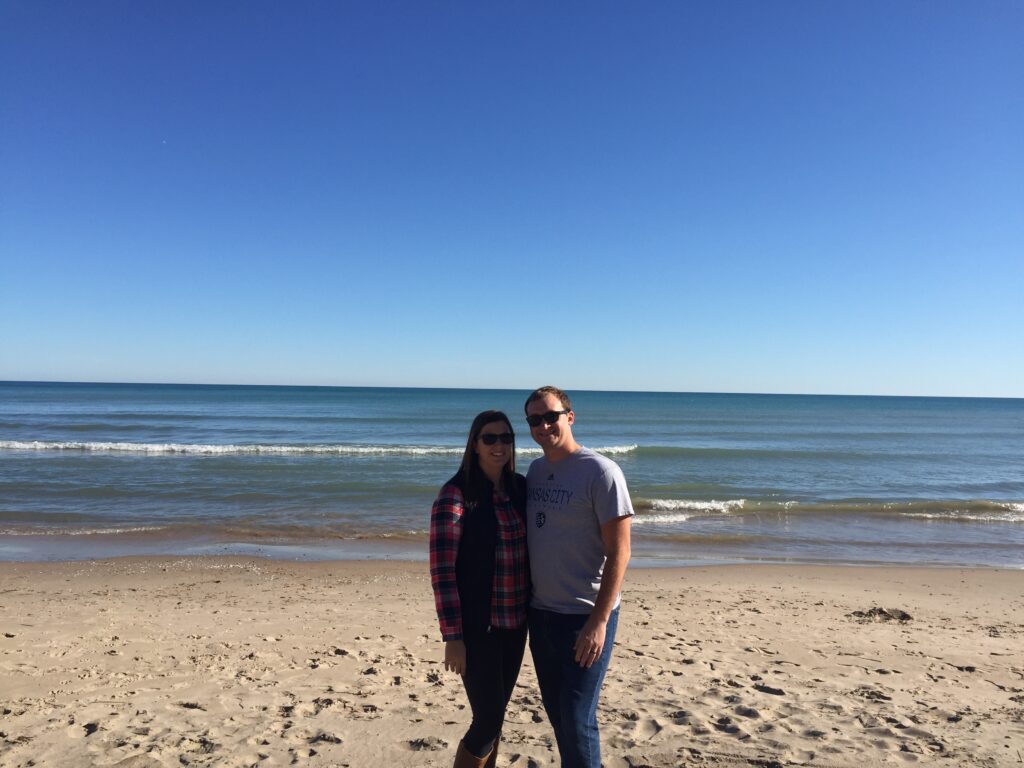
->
[2, 534, 1021, 570]
[2, 557, 1022, 767]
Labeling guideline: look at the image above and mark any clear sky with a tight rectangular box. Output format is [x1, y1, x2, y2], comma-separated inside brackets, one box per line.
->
[2, 2, 1021, 397]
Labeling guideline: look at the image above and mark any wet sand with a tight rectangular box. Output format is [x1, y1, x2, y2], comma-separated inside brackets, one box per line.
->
[1, 558, 1022, 767]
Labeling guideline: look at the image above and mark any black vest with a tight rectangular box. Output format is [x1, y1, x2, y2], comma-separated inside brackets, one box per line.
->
[447, 470, 526, 633]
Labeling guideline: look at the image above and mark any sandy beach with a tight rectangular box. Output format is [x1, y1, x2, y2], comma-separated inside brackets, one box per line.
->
[1, 558, 1021, 767]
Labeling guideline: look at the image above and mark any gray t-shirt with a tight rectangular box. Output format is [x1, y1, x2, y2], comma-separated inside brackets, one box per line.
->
[526, 447, 634, 614]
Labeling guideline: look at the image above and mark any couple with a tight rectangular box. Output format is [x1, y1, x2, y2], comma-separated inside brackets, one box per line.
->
[429, 386, 634, 768]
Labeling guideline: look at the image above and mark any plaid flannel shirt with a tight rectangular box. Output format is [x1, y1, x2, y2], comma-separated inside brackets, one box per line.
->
[429, 480, 529, 641]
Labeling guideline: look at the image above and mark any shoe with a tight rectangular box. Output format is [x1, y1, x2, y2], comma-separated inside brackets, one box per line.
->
[484, 731, 500, 768]
[454, 739, 494, 768]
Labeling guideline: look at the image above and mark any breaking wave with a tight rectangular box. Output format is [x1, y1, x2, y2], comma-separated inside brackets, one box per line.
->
[0, 440, 640, 458]
[632, 497, 1024, 524]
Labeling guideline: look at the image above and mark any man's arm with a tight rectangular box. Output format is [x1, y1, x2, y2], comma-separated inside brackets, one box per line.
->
[574, 514, 632, 668]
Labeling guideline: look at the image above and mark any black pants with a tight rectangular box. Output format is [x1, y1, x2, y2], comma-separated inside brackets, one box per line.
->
[461, 623, 528, 756]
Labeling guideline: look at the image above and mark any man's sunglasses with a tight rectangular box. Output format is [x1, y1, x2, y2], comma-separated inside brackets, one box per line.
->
[479, 433, 514, 445]
[526, 410, 570, 428]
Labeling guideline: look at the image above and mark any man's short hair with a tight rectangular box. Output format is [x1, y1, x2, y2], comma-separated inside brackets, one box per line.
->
[524, 386, 572, 414]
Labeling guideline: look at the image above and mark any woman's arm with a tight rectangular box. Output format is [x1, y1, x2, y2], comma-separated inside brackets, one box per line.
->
[428, 483, 464, 643]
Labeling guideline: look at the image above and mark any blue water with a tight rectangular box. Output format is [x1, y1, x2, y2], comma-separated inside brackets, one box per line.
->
[1, 381, 1022, 567]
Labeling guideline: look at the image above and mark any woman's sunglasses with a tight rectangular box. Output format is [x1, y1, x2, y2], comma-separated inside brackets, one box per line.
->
[525, 410, 569, 428]
[479, 433, 514, 445]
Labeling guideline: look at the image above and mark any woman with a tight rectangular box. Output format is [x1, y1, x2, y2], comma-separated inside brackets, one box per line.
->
[429, 410, 529, 768]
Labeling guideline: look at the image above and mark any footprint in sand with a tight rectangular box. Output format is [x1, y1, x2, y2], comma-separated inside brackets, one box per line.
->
[505, 755, 542, 767]
[109, 756, 163, 768]
[635, 717, 664, 740]
[619, 710, 665, 741]
[409, 735, 447, 751]
[712, 715, 744, 736]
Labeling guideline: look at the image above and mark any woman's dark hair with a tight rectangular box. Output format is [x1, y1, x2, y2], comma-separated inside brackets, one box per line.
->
[459, 410, 516, 501]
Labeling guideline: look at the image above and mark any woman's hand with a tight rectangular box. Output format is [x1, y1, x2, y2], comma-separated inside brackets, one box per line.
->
[444, 640, 467, 675]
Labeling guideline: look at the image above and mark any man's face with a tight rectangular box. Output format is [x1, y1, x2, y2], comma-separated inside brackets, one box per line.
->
[526, 393, 574, 453]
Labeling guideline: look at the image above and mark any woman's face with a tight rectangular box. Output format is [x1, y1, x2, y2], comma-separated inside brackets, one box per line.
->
[474, 420, 514, 477]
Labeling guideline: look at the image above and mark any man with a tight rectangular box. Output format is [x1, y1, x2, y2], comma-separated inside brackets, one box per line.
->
[523, 386, 634, 768]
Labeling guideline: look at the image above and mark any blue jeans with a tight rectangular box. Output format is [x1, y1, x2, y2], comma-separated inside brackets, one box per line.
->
[528, 607, 619, 768]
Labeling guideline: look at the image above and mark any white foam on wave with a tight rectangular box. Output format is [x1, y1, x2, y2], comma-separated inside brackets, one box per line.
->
[0, 526, 166, 536]
[515, 444, 638, 456]
[595, 444, 640, 455]
[0, 440, 465, 456]
[632, 499, 745, 525]
[0, 440, 641, 458]
[632, 511, 693, 525]
[645, 498, 746, 514]
[899, 500, 1024, 523]
[904, 510, 1024, 523]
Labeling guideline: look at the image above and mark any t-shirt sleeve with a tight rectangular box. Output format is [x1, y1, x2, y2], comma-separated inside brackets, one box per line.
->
[591, 464, 634, 525]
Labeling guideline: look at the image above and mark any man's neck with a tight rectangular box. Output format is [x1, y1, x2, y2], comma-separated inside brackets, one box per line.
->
[543, 440, 581, 463]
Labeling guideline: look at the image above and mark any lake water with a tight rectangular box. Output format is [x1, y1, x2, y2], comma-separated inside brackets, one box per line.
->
[1, 381, 1021, 567]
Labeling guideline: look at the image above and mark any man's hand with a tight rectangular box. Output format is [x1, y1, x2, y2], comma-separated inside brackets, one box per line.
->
[571, 514, 631, 669]
[573, 615, 608, 668]
[444, 639, 467, 675]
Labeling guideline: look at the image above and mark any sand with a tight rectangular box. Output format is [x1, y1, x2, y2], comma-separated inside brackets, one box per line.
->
[1, 558, 1022, 767]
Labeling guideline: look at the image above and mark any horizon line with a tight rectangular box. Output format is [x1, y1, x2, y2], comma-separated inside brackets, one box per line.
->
[1, 379, 1020, 401]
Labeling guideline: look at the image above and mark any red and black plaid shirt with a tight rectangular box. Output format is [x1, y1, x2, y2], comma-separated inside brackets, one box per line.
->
[429, 480, 529, 641]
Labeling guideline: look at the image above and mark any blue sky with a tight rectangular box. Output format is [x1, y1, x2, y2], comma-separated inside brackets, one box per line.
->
[2, 2, 1021, 397]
